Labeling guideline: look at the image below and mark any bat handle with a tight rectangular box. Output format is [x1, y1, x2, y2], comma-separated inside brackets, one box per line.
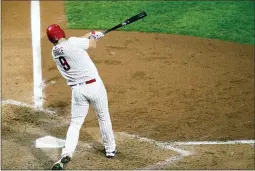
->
[103, 30, 109, 35]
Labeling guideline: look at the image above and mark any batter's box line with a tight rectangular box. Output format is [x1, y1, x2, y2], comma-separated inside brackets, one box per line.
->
[117, 132, 192, 155]
[173, 139, 255, 146]
[117, 132, 255, 169]
[1, 99, 56, 115]
[117, 132, 193, 169]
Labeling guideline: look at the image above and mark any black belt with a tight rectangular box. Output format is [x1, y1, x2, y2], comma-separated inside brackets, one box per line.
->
[70, 79, 96, 87]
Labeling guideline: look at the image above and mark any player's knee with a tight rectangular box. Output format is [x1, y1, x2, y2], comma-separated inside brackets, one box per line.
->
[70, 119, 83, 129]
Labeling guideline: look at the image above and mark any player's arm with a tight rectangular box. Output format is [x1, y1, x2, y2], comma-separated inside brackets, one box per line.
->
[88, 37, 97, 49]
[81, 33, 96, 49]
[74, 31, 104, 50]
[82, 31, 104, 49]
[82, 31, 104, 39]
[82, 32, 92, 39]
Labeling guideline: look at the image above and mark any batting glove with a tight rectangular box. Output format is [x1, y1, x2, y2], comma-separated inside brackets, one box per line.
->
[91, 31, 104, 39]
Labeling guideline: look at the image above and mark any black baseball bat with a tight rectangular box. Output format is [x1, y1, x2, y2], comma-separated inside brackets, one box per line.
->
[103, 11, 147, 35]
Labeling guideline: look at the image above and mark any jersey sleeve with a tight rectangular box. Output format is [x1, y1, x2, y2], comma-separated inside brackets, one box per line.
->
[70, 37, 90, 50]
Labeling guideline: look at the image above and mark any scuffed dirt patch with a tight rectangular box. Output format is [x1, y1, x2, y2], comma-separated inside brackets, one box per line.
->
[2, 105, 177, 170]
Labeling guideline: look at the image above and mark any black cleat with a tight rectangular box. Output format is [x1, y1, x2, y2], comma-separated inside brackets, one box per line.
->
[52, 155, 71, 170]
[104, 148, 116, 158]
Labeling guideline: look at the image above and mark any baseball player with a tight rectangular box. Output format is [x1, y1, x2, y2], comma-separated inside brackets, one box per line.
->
[46, 24, 116, 170]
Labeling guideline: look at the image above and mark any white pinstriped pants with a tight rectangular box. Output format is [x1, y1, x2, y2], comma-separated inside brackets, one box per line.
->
[62, 76, 116, 157]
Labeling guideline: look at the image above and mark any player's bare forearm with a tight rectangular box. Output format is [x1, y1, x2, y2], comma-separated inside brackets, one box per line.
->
[82, 32, 92, 39]
[80, 32, 97, 49]
[89, 38, 96, 48]
[82, 31, 105, 49]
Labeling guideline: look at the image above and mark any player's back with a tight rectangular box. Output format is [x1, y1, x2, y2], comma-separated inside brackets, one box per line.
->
[52, 37, 98, 86]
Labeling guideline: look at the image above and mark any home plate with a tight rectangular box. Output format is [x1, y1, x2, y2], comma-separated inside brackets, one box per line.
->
[36, 136, 65, 148]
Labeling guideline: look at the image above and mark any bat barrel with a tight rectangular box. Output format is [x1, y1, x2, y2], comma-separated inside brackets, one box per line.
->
[103, 11, 147, 35]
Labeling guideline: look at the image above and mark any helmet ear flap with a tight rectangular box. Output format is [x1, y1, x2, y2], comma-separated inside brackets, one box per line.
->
[54, 36, 58, 44]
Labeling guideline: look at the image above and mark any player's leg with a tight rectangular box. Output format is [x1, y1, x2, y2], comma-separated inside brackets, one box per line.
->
[89, 79, 116, 157]
[53, 86, 89, 169]
[61, 86, 89, 158]
[52, 86, 89, 169]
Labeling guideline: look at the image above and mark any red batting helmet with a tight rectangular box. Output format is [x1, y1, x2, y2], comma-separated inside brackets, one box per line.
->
[46, 24, 66, 44]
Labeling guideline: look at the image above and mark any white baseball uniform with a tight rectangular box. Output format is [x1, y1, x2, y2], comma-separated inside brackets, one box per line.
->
[51, 37, 116, 158]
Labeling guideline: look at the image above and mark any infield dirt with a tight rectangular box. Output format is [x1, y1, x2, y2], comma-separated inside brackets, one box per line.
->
[2, 1, 254, 170]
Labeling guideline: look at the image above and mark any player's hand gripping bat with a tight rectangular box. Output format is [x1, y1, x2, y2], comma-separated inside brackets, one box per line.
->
[103, 11, 147, 35]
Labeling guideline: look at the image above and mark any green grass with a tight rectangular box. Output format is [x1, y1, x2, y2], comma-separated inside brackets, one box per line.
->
[65, 1, 254, 45]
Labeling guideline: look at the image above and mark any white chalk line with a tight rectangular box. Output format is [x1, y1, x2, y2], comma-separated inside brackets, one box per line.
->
[118, 132, 192, 169]
[156, 142, 192, 156]
[1, 99, 56, 115]
[119, 132, 255, 169]
[174, 139, 255, 145]
[31, 1, 43, 108]
[118, 132, 191, 155]
[140, 155, 184, 169]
